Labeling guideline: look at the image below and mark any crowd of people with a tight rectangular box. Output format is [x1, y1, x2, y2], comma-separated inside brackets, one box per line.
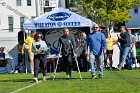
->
[12, 23, 137, 83]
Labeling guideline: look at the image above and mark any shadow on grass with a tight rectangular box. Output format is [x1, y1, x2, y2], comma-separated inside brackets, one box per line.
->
[0, 79, 33, 83]
[46, 77, 93, 81]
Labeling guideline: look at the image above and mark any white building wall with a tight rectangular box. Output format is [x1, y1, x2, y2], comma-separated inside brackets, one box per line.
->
[0, 0, 60, 73]
[59, 0, 66, 8]
[0, 0, 36, 37]
[125, 6, 140, 28]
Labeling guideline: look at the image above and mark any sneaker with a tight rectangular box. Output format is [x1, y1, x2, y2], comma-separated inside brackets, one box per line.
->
[43, 76, 46, 81]
[33, 77, 38, 83]
[109, 67, 113, 70]
[67, 75, 71, 79]
[116, 67, 121, 71]
[14, 70, 18, 73]
[99, 75, 103, 78]
[10, 70, 18, 74]
[88, 69, 91, 71]
[91, 75, 96, 79]
[31, 71, 34, 74]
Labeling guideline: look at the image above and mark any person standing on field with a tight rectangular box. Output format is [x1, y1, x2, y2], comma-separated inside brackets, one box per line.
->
[22, 31, 35, 74]
[84, 24, 106, 79]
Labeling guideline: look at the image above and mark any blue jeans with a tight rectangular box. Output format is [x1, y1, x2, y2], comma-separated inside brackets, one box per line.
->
[89, 52, 104, 78]
[118, 47, 130, 68]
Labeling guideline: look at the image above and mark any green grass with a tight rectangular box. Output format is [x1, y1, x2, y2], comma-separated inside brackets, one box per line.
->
[1, 69, 140, 93]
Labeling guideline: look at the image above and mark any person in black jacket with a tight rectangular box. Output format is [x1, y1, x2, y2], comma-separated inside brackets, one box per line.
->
[57, 28, 76, 79]
[117, 26, 131, 71]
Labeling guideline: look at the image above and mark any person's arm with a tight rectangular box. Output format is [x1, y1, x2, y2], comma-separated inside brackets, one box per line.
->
[32, 42, 35, 54]
[71, 35, 77, 53]
[101, 33, 107, 54]
[84, 35, 89, 55]
[57, 38, 62, 54]
[112, 37, 117, 45]
[21, 42, 26, 55]
[3, 53, 5, 58]
[117, 33, 126, 43]
[21, 37, 28, 55]
[130, 36, 136, 51]
[42, 41, 49, 53]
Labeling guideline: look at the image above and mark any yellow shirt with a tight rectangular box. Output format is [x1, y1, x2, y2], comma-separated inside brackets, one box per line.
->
[25, 36, 34, 53]
[106, 37, 116, 50]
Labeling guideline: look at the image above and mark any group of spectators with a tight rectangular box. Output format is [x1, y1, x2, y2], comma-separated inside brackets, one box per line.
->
[16, 23, 137, 83]
[72, 24, 137, 79]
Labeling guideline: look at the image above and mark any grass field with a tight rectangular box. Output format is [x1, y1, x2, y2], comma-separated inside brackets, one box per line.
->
[0, 69, 140, 93]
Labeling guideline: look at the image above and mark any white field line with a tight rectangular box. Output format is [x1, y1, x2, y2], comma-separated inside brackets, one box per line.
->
[10, 74, 56, 93]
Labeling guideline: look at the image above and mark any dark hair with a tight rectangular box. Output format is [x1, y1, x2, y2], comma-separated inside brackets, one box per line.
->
[31, 31, 35, 33]
[120, 26, 128, 31]
[47, 43, 51, 46]
[34, 32, 43, 41]
[0, 47, 5, 51]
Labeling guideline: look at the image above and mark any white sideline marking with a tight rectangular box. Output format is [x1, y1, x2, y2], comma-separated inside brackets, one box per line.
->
[10, 74, 55, 93]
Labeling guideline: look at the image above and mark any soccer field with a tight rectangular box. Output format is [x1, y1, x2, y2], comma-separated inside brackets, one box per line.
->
[1, 69, 140, 93]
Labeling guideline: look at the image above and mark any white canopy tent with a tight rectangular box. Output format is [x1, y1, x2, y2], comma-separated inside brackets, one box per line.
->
[23, 8, 95, 74]
[23, 7, 94, 30]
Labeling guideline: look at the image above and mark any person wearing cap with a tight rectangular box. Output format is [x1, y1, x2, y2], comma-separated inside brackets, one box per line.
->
[22, 31, 35, 74]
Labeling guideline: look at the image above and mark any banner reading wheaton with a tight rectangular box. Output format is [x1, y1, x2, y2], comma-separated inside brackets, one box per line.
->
[34, 22, 80, 28]
[24, 7, 93, 30]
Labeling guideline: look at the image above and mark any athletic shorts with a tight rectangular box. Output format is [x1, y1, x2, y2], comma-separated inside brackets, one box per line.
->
[106, 50, 113, 55]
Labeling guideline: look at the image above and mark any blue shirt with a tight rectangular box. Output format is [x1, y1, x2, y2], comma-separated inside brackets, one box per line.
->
[47, 48, 56, 55]
[85, 32, 107, 55]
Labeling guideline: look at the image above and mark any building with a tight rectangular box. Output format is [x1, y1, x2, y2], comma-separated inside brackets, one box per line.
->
[125, 6, 140, 28]
[0, 0, 67, 73]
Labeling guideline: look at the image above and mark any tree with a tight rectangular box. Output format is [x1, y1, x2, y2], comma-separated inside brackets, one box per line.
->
[74, 0, 140, 31]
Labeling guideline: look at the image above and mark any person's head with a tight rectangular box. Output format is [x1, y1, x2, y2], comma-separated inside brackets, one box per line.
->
[80, 32, 86, 39]
[30, 30, 36, 37]
[0, 47, 5, 52]
[75, 33, 79, 40]
[107, 32, 111, 38]
[63, 28, 70, 36]
[120, 26, 127, 33]
[47, 43, 51, 48]
[128, 29, 132, 35]
[92, 24, 100, 32]
[34, 32, 43, 41]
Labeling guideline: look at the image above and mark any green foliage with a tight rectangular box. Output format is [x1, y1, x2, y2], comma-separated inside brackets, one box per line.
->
[75, 0, 140, 30]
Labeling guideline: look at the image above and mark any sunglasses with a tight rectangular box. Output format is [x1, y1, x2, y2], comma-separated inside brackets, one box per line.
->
[94, 27, 99, 28]
[37, 36, 42, 38]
